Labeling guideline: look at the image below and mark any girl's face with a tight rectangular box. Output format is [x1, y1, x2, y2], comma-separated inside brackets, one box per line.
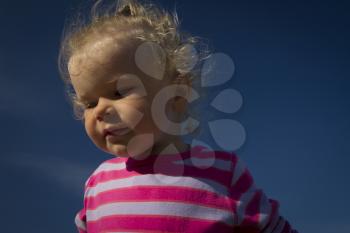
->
[68, 38, 188, 158]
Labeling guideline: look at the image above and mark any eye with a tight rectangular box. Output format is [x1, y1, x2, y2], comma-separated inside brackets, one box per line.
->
[115, 90, 123, 98]
[85, 101, 98, 109]
[115, 89, 131, 98]
[74, 99, 96, 110]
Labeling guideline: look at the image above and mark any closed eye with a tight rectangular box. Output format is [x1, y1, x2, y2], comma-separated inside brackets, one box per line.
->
[115, 88, 133, 98]
[74, 98, 97, 110]
[77, 89, 132, 109]
[115, 90, 123, 98]
[85, 101, 98, 109]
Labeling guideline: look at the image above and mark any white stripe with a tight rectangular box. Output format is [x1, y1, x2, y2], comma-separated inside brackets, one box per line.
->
[85, 174, 228, 197]
[84, 161, 126, 187]
[86, 201, 233, 225]
[272, 217, 285, 233]
[262, 209, 280, 233]
[84, 177, 90, 187]
[74, 213, 86, 231]
[235, 184, 257, 225]
[258, 192, 272, 229]
[231, 158, 246, 186]
[92, 161, 126, 175]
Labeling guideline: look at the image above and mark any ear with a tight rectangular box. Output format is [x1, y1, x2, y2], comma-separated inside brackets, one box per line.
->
[171, 73, 192, 114]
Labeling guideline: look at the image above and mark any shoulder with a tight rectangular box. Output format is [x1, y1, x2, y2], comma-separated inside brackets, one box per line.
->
[190, 145, 240, 171]
[84, 157, 126, 188]
[193, 146, 254, 189]
[186, 145, 242, 188]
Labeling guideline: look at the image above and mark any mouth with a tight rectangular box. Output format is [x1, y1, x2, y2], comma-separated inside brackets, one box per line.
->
[104, 127, 130, 138]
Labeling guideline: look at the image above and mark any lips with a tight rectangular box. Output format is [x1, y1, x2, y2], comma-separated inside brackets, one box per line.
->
[103, 127, 130, 138]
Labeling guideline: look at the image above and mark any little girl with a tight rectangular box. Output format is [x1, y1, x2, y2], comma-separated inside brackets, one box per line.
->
[58, 0, 298, 232]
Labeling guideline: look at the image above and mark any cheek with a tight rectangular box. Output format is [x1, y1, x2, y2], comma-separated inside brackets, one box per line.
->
[131, 99, 161, 132]
[84, 118, 93, 138]
[120, 99, 149, 124]
[84, 114, 99, 141]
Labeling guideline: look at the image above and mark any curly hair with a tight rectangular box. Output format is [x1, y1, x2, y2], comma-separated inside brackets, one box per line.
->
[58, 0, 209, 135]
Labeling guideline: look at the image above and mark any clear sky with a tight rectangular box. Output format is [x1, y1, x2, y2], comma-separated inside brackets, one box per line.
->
[1, 0, 349, 232]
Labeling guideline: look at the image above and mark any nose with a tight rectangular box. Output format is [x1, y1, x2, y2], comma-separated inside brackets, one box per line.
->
[93, 97, 115, 122]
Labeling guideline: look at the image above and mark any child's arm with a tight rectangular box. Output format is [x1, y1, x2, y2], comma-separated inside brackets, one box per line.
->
[74, 178, 90, 233]
[229, 154, 298, 233]
[75, 210, 87, 233]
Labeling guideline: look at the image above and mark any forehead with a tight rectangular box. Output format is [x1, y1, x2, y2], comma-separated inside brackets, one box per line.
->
[68, 38, 172, 101]
[68, 37, 135, 78]
[68, 38, 136, 98]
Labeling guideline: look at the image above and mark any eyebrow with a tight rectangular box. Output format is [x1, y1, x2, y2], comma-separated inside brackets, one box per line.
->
[106, 75, 120, 84]
[73, 94, 92, 104]
[73, 98, 86, 105]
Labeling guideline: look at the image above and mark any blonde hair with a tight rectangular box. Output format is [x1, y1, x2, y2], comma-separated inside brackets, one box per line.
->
[58, 0, 210, 136]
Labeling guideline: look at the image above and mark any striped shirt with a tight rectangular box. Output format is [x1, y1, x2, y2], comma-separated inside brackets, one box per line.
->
[75, 145, 298, 233]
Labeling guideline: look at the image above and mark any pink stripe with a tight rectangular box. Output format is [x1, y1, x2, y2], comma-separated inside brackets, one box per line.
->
[86, 170, 140, 188]
[183, 165, 232, 185]
[97, 148, 235, 167]
[104, 157, 126, 164]
[87, 214, 232, 233]
[270, 199, 279, 218]
[87, 150, 236, 188]
[127, 164, 232, 186]
[230, 151, 239, 166]
[86, 185, 232, 211]
[241, 189, 262, 227]
[190, 150, 234, 160]
[232, 226, 260, 233]
[230, 169, 254, 197]
[281, 221, 292, 233]
[261, 199, 279, 231]
[78, 209, 86, 220]
[77, 229, 86, 233]
[86, 163, 232, 189]
[226, 172, 255, 216]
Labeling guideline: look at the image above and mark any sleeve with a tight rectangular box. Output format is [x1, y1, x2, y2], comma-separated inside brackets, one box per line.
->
[75, 210, 87, 233]
[229, 154, 299, 233]
[74, 177, 90, 233]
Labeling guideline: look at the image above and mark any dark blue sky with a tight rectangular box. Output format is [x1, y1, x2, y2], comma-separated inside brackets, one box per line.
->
[1, 0, 349, 232]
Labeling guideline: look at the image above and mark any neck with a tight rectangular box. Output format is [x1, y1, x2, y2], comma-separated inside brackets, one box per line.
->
[145, 136, 190, 158]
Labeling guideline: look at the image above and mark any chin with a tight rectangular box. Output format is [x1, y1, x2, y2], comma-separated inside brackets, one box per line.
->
[104, 140, 153, 159]
[101, 143, 127, 157]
